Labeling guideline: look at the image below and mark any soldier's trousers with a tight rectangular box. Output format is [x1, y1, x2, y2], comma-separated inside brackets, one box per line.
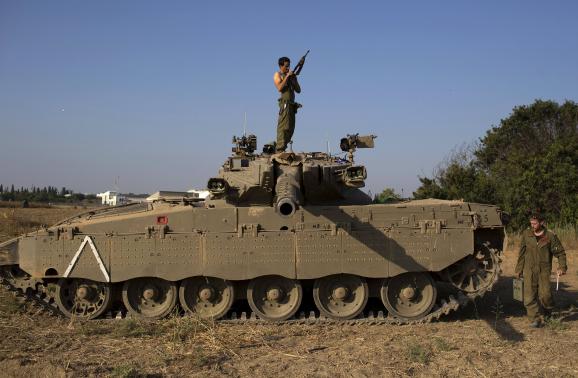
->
[276, 103, 295, 152]
[523, 266, 554, 320]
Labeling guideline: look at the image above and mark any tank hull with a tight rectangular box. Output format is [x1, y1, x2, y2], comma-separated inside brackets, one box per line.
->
[2, 200, 504, 300]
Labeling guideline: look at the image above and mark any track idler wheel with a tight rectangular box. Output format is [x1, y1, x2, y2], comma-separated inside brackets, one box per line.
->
[444, 246, 500, 297]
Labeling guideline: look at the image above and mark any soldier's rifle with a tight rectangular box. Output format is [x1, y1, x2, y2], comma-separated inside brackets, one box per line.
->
[293, 50, 310, 76]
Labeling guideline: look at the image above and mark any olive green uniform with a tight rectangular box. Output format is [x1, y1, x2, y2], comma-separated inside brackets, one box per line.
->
[276, 73, 297, 152]
[515, 228, 567, 321]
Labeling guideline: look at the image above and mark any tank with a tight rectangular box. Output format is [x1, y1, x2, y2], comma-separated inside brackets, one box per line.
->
[0, 133, 506, 323]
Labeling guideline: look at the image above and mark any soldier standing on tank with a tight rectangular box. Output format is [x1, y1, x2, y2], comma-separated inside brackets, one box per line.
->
[515, 212, 567, 328]
[274, 56, 301, 152]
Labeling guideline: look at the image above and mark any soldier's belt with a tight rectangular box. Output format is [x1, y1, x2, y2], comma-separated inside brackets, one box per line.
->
[278, 100, 302, 108]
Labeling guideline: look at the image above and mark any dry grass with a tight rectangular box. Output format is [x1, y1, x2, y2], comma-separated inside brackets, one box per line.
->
[0, 290, 24, 318]
[110, 365, 140, 378]
[406, 340, 432, 364]
[0, 201, 53, 209]
[0, 206, 89, 242]
[0, 280, 577, 377]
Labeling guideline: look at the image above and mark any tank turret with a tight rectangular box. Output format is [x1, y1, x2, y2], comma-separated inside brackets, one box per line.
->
[206, 134, 377, 211]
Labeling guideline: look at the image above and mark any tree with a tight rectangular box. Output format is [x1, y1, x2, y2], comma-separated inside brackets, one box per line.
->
[413, 100, 578, 230]
[413, 177, 447, 200]
[373, 187, 402, 204]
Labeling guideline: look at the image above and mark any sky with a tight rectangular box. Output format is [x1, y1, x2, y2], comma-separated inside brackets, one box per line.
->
[1, 1, 577, 196]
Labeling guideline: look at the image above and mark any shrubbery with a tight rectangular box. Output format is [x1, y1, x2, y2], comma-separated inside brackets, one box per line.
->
[413, 100, 578, 231]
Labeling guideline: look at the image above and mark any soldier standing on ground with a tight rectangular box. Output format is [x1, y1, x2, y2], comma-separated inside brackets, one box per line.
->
[274, 56, 301, 152]
[515, 212, 567, 328]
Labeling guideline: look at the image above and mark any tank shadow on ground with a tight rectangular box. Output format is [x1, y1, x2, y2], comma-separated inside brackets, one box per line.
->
[441, 276, 529, 342]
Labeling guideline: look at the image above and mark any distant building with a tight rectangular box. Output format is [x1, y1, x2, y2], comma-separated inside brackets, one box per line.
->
[146, 189, 210, 203]
[125, 196, 146, 204]
[186, 189, 210, 199]
[96, 191, 127, 206]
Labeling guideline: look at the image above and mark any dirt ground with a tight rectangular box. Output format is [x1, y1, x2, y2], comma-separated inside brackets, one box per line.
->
[0, 208, 577, 377]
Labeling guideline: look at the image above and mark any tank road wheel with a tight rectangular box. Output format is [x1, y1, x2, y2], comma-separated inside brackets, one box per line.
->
[444, 246, 499, 296]
[313, 274, 369, 320]
[247, 276, 302, 321]
[179, 277, 234, 320]
[122, 278, 178, 320]
[55, 278, 112, 319]
[381, 272, 437, 321]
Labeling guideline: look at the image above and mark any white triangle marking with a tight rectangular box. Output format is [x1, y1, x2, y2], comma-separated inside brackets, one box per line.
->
[62, 236, 110, 282]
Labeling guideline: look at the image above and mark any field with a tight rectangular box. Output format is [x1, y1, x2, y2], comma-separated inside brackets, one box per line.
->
[0, 207, 577, 377]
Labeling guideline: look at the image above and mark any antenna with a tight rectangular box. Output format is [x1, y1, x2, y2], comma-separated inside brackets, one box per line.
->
[325, 132, 331, 156]
[243, 112, 247, 137]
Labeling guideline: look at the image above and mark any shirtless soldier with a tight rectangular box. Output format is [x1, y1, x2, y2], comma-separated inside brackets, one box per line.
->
[274, 57, 301, 152]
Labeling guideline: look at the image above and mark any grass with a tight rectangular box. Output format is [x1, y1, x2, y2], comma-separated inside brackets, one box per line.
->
[491, 296, 504, 328]
[0, 291, 24, 317]
[433, 337, 454, 352]
[77, 321, 115, 336]
[112, 318, 159, 338]
[110, 364, 140, 378]
[75, 318, 160, 338]
[406, 341, 432, 364]
[73, 314, 234, 368]
[544, 316, 569, 331]
[189, 346, 220, 368]
[0, 206, 91, 242]
[161, 313, 212, 343]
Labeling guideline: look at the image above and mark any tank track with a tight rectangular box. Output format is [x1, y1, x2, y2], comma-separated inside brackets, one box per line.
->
[219, 293, 468, 325]
[1, 270, 498, 326]
[1, 271, 61, 317]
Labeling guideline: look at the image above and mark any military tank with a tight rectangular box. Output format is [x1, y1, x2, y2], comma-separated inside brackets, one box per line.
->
[0, 133, 506, 323]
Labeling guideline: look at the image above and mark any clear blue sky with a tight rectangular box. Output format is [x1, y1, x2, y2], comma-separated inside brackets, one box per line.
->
[1, 1, 577, 196]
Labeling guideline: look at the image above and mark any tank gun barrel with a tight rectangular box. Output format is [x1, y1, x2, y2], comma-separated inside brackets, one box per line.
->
[275, 166, 302, 217]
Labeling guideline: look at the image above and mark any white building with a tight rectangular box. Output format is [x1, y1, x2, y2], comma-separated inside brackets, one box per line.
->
[186, 189, 210, 199]
[96, 191, 126, 206]
[146, 189, 210, 203]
